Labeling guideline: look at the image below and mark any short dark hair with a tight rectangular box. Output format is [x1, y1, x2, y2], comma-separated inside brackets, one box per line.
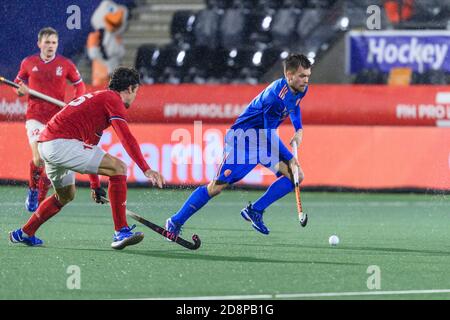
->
[283, 54, 312, 73]
[108, 67, 140, 92]
[38, 27, 58, 42]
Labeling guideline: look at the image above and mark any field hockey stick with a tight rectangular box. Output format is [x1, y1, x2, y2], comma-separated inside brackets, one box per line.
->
[0, 76, 66, 108]
[291, 141, 308, 227]
[100, 196, 201, 250]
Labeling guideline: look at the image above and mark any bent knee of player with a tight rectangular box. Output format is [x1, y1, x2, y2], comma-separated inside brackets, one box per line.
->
[98, 155, 128, 176]
[112, 159, 128, 176]
[207, 181, 226, 197]
[56, 187, 75, 205]
[63, 192, 75, 204]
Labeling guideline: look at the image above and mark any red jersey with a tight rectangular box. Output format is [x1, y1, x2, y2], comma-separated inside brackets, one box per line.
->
[15, 54, 83, 124]
[39, 90, 150, 173]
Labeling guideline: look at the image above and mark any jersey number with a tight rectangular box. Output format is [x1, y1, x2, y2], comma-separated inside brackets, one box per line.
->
[68, 93, 94, 106]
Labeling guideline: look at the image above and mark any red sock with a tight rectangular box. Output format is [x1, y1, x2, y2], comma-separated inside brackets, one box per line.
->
[22, 194, 64, 236]
[38, 172, 52, 204]
[29, 161, 43, 189]
[108, 175, 128, 231]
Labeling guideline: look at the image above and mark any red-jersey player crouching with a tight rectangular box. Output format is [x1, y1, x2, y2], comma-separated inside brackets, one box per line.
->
[15, 27, 86, 212]
[9, 67, 165, 250]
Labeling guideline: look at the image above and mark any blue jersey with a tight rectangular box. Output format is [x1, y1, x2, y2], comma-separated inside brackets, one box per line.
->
[231, 78, 306, 131]
[230, 78, 307, 161]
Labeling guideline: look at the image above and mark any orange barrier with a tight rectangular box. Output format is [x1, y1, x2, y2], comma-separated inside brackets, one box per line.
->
[1, 122, 449, 190]
[2, 84, 450, 126]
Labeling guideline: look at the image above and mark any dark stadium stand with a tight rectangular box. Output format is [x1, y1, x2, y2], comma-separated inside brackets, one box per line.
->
[353, 68, 388, 85]
[412, 70, 448, 85]
[170, 10, 197, 46]
[395, 0, 450, 29]
[219, 8, 252, 49]
[136, 0, 338, 84]
[136, 0, 450, 85]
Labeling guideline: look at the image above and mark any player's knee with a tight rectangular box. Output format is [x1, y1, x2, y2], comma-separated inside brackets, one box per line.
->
[57, 190, 75, 205]
[113, 159, 128, 176]
[207, 182, 224, 197]
[65, 192, 75, 203]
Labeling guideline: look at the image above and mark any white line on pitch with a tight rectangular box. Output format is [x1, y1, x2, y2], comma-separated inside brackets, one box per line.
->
[134, 289, 450, 300]
[276, 289, 450, 298]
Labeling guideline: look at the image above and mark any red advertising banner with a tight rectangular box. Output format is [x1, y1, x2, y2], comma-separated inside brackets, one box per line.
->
[1, 122, 449, 190]
[2, 84, 450, 126]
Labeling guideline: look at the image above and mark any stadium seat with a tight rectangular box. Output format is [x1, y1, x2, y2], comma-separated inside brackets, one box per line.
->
[205, 0, 233, 10]
[188, 46, 227, 83]
[306, 0, 335, 8]
[219, 8, 250, 49]
[170, 10, 196, 46]
[142, 45, 181, 83]
[247, 12, 275, 46]
[160, 46, 203, 84]
[419, 70, 448, 85]
[234, 0, 258, 9]
[193, 9, 222, 49]
[135, 44, 156, 71]
[218, 48, 255, 82]
[218, 48, 281, 83]
[354, 69, 387, 84]
[295, 2, 342, 61]
[240, 48, 282, 83]
[298, 21, 337, 58]
[412, 70, 448, 85]
[258, 0, 285, 10]
[270, 8, 301, 49]
[288, 0, 308, 9]
[352, 0, 383, 6]
[411, 0, 444, 21]
[342, 6, 370, 29]
[296, 8, 325, 40]
[135, 44, 162, 84]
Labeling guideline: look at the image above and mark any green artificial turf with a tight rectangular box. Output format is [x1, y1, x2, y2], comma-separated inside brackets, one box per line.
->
[1, 185, 450, 300]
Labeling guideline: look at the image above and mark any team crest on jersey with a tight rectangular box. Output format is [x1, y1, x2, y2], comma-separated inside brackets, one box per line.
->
[32, 66, 39, 72]
[56, 66, 63, 76]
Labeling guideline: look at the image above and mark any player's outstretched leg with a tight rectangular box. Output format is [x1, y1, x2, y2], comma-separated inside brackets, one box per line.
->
[166, 185, 212, 238]
[10, 193, 65, 247]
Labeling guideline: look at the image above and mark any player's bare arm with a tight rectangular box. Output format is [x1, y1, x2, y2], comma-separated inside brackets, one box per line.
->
[290, 129, 303, 147]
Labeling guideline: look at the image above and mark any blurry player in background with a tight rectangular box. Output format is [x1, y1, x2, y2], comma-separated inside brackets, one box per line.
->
[15, 27, 86, 212]
[166, 54, 311, 236]
[9, 67, 165, 249]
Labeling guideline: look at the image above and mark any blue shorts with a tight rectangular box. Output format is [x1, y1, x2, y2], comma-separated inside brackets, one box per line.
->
[215, 130, 282, 184]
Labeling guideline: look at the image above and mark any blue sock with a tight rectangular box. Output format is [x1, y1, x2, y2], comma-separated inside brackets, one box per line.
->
[253, 177, 294, 212]
[171, 185, 212, 225]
